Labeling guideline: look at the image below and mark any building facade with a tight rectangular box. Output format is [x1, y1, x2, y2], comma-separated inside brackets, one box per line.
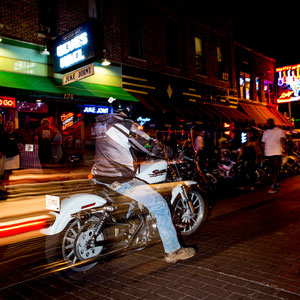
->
[0, 0, 292, 156]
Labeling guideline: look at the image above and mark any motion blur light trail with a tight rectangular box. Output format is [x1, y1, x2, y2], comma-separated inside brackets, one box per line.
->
[0, 215, 49, 238]
[0, 168, 91, 245]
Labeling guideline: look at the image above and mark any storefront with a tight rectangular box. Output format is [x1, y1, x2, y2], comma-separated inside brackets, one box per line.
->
[0, 96, 16, 125]
[0, 33, 138, 167]
[122, 65, 252, 148]
[276, 64, 300, 128]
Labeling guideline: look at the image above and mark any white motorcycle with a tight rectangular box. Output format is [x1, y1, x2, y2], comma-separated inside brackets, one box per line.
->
[41, 158, 208, 279]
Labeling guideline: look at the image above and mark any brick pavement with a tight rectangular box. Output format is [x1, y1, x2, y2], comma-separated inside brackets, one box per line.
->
[0, 175, 300, 299]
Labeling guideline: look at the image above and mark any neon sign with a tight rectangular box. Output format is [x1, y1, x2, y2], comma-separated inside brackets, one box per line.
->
[61, 112, 74, 130]
[53, 21, 97, 73]
[276, 63, 300, 103]
[137, 117, 151, 126]
[83, 105, 110, 114]
[241, 132, 247, 143]
[57, 32, 88, 69]
[0, 97, 16, 108]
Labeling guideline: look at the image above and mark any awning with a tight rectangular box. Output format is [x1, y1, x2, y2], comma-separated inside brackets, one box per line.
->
[134, 93, 251, 123]
[0, 71, 138, 102]
[202, 104, 251, 122]
[240, 103, 293, 128]
[177, 101, 251, 122]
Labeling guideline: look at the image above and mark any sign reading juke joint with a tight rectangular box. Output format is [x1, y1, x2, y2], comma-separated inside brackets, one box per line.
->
[53, 21, 99, 74]
[62, 64, 94, 85]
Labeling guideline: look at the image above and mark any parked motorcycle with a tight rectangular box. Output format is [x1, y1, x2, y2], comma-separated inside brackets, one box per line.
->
[41, 158, 208, 279]
[173, 144, 217, 194]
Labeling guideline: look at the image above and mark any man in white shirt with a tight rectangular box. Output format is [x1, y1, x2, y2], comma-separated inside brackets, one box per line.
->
[261, 118, 286, 193]
[194, 131, 205, 153]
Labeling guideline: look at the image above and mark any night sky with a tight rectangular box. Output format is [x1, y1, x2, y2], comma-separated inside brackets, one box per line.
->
[233, 6, 299, 68]
[233, 6, 299, 123]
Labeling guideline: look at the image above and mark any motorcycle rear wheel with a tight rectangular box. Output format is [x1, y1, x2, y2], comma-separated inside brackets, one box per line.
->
[173, 189, 208, 236]
[45, 216, 107, 280]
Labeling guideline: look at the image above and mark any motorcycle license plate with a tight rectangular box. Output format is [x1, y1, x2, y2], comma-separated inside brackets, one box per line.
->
[46, 195, 60, 211]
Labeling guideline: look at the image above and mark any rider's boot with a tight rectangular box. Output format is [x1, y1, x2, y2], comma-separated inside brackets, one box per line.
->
[164, 247, 196, 263]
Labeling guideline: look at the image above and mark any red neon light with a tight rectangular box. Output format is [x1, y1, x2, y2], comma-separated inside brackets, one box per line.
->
[0, 97, 16, 108]
[276, 64, 300, 72]
[277, 96, 300, 103]
[0, 217, 48, 238]
[61, 112, 74, 122]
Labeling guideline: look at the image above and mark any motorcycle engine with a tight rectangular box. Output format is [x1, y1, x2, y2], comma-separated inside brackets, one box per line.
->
[133, 213, 159, 247]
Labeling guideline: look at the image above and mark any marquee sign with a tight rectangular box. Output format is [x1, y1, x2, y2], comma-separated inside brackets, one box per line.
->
[0, 96, 16, 108]
[83, 105, 110, 114]
[276, 64, 300, 103]
[53, 21, 99, 74]
[62, 64, 94, 85]
[17, 102, 48, 113]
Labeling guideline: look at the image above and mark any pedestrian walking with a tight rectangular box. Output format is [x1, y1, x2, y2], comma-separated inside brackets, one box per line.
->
[261, 118, 286, 193]
[34, 118, 54, 166]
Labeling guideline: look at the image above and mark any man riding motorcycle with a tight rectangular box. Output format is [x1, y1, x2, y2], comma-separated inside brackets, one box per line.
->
[91, 98, 196, 263]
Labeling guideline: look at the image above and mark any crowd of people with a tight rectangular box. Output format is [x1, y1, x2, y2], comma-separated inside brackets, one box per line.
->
[0, 110, 297, 197]
[0, 99, 298, 263]
[191, 118, 297, 194]
[0, 117, 63, 182]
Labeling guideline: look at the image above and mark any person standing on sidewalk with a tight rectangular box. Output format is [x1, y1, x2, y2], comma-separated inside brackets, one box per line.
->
[261, 118, 286, 194]
[34, 118, 54, 167]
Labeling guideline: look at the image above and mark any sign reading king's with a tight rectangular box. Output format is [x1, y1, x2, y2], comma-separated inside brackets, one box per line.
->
[276, 64, 300, 103]
[53, 21, 101, 74]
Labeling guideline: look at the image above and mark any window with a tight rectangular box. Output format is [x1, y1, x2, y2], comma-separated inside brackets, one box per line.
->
[128, 5, 144, 59]
[264, 81, 273, 104]
[166, 23, 179, 68]
[216, 43, 226, 79]
[240, 73, 251, 100]
[194, 37, 205, 75]
[38, 0, 57, 36]
[255, 77, 261, 102]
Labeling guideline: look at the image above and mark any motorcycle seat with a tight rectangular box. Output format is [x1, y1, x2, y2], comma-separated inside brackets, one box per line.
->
[94, 183, 146, 218]
[94, 183, 121, 203]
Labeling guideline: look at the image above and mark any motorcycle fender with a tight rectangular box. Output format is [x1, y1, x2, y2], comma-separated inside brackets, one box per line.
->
[170, 180, 198, 205]
[41, 193, 107, 236]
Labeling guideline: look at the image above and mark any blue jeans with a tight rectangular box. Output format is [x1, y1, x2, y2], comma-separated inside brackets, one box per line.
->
[109, 178, 181, 254]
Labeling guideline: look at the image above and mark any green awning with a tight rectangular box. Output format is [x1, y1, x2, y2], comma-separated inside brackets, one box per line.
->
[0, 70, 138, 102]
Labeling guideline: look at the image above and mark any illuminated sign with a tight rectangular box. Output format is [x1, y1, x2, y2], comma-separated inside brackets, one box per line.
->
[83, 105, 110, 114]
[0, 97, 16, 108]
[17, 102, 48, 113]
[53, 21, 98, 73]
[276, 63, 300, 103]
[137, 117, 151, 126]
[62, 64, 94, 85]
[241, 132, 247, 143]
[61, 112, 74, 130]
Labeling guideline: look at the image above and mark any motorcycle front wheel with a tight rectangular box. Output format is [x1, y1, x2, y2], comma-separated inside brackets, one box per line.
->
[45, 216, 107, 280]
[172, 189, 208, 236]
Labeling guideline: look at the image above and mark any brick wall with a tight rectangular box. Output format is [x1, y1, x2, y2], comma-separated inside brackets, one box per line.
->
[0, 0, 42, 44]
[0, 0, 238, 93]
[56, 0, 88, 36]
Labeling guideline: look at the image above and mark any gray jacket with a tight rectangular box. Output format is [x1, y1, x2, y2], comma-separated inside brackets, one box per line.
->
[91, 112, 170, 183]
